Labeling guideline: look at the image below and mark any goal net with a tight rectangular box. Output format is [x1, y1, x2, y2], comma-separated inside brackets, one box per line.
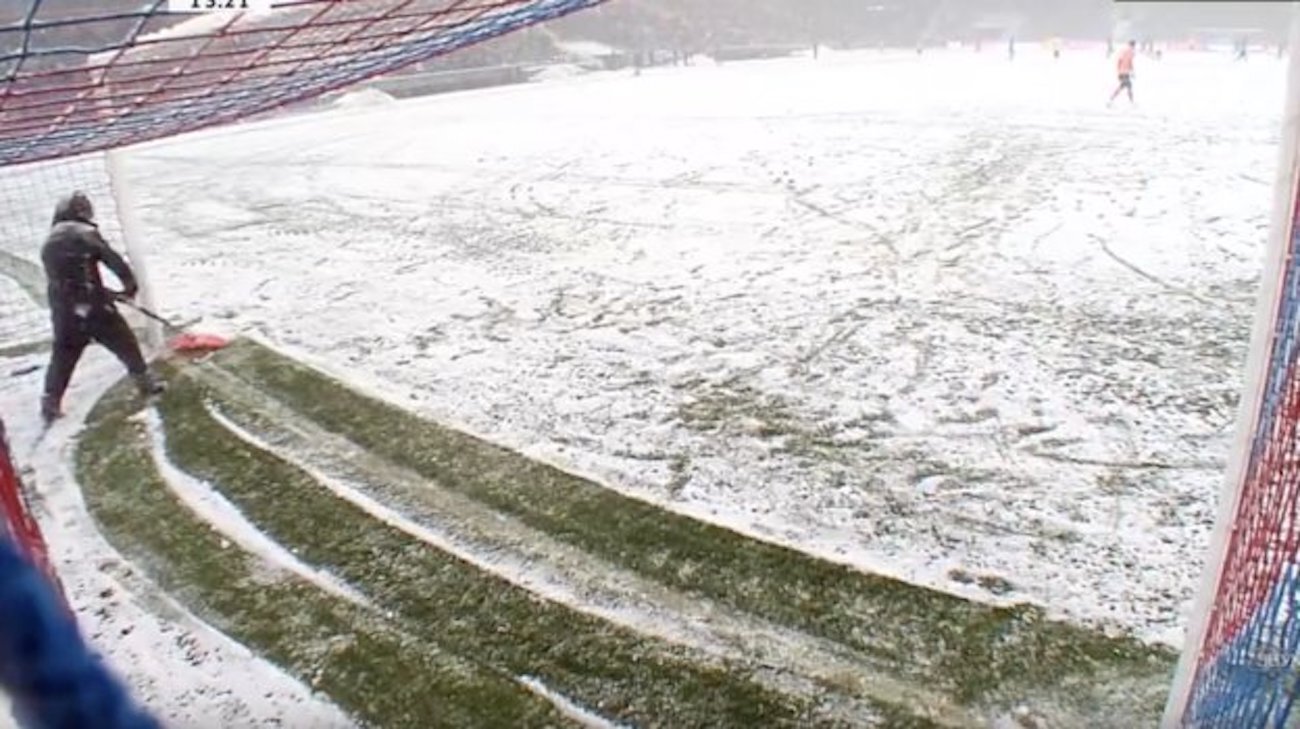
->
[1164, 12, 1300, 729]
[0, 153, 129, 355]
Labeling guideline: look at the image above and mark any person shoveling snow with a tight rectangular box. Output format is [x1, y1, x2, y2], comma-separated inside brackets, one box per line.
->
[38, 191, 166, 424]
[35, 192, 230, 427]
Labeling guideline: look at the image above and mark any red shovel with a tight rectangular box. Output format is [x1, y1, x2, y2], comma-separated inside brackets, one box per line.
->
[115, 296, 230, 355]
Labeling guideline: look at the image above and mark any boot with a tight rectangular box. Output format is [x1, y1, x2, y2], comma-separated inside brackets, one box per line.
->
[40, 394, 61, 425]
[133, 371, 166, 397]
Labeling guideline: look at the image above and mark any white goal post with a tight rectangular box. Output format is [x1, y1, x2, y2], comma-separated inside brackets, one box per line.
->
[1162, 5, 1300, 727]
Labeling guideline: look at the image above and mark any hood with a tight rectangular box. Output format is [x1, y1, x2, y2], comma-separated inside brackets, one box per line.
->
[51, 192, 94, 225]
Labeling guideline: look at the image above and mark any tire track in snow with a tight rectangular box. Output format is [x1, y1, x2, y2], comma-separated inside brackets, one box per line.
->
[1091, 233, 1216, 306]
[186, 362, 987, 728]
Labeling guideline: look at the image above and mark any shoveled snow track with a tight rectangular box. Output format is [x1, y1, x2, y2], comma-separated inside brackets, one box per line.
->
[185, 355, 980, 727]
[4, 358, 356, 728]
[139, 407, 371, 607]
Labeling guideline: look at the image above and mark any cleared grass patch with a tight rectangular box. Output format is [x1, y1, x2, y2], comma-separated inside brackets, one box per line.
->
[211, 339, 1176, 721]
[187, 363, 966, 726]
[154, 362, 837, 728]
[76, 380, 568, 728]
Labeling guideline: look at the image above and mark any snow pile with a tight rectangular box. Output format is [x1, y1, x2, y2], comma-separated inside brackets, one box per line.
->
[556, 40, 620, 59]
[529, 64, 592, 83]
[330, 87, 396, 111]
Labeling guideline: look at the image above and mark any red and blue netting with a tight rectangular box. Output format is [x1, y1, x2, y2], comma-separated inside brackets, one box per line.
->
[1181, 176, 1300, 726]
[0, 0, 606, 167]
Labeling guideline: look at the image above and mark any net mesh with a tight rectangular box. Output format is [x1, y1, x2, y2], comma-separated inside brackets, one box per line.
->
[0, 0, 604, 350]
[1178, 131, 1300, 729]
[0, 152, 125, 352]
[0, 0, 606, 167]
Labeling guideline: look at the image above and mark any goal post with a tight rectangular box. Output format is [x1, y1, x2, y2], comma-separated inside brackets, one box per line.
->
[1163, 6, 1300, 727]
[105, 148, 163, 351]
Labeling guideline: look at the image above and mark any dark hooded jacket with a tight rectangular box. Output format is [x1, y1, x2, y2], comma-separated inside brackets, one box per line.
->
[41, 195, 137, 316]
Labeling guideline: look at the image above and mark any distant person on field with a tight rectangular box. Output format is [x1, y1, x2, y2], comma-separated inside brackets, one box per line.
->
[39, 192, 164, 425]
[1108, 40, 1136, 106]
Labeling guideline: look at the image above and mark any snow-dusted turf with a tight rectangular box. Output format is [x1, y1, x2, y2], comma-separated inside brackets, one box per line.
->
[0, 45, 1286, 722]
[0, 357, 355, 727]
[121, 47, 1283, 647]
[142, 407, 371, 607]
[75, 339, 1174, 726]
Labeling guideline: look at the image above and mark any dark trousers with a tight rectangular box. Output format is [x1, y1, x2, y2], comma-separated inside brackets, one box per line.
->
[43, 306, 147, 403]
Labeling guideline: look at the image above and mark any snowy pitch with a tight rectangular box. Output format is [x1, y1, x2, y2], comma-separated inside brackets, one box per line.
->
[134, 46, 1280, 646]
[0, 44, 1286, 720]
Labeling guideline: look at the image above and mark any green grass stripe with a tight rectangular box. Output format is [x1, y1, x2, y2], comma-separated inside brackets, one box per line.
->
[76, 380, 570, 728]
[157, 363, 843, 729]
[190, 361, 973, 727]
[211, 339, 1176, 718]
[189, 359, 988, 727]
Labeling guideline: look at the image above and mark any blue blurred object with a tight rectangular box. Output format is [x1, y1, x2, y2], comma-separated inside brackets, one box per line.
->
[0, 536, 161, 729]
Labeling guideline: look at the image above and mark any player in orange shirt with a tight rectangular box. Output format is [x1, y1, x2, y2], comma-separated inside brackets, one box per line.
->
[1109, 40, 1137, 106]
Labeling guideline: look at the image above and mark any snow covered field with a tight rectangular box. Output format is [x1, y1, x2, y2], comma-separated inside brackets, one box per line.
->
[133, 47, 1282, 644]
[0, 45, 1288, 720]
